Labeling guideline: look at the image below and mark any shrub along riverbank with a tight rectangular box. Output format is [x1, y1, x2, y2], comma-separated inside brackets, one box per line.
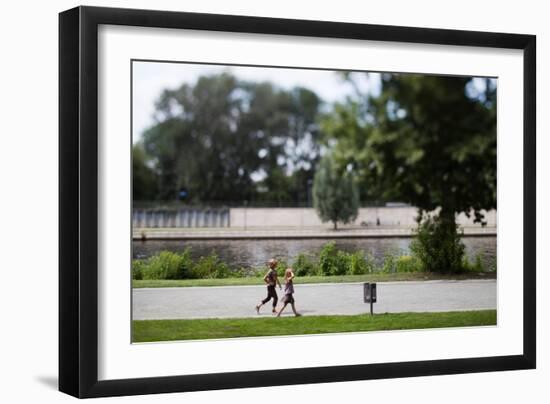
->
[132, 241, 495, 282]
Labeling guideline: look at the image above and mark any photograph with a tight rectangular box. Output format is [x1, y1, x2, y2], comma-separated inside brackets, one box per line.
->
[130, 60, 498, 343]
[0, 0, 543, 401]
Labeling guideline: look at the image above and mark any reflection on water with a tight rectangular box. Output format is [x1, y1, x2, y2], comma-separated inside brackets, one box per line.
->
[133, 237, 496, 269]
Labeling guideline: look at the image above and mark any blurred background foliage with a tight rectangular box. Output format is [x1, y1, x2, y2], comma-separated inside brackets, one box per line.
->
[134, 71, 496, 220]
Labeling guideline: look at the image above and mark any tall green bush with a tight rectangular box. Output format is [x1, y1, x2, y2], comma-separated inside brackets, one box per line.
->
[132, 260, 144, 280]
[381, 253, 397, 273]
[292, 253, 318, 276]
[348, 251, 375, 275]
[135, 249, 193, 280]
[410, 214, 466, 273]
[395, 255, 423, 273]
[462, 253, 486, 273]
[319, 242, 349, 275]
[191, 254, 231, 279]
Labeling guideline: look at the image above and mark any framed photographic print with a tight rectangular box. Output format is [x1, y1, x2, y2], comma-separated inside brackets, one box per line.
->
[59, 6, 536, 398]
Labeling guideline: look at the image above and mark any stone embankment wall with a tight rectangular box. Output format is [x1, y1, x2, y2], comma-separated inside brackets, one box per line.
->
[133, 206, 496, 229]
[229, 207, 496, 229]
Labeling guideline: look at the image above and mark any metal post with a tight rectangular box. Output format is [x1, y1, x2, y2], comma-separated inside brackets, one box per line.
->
[244, 200, 248, 231]
[307, 178, 313, 207]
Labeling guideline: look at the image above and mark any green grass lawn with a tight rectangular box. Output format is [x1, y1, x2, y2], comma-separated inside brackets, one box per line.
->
[133, 272, 496, 288]
[132, 310, 496, 342]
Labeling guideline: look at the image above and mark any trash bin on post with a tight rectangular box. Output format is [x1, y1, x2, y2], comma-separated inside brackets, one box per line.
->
[363, 283, 377, 315]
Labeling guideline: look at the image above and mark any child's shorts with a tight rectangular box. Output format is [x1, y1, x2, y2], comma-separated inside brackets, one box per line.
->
[283, 294, 294, 304]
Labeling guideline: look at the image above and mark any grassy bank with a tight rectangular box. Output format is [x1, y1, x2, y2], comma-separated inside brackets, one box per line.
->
[132, 310, 496, 342]
[133, 271, 496, 288]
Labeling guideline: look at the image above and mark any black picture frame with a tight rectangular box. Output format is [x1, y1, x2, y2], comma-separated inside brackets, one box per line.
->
[59, 5, 536, 398]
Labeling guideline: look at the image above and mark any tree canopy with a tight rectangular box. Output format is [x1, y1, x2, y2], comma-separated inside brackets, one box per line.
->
[134, 71, 497, 227]
[324, 73, 497, 223]
[136, 73, 323, 205]
[132, 144, 157, 201]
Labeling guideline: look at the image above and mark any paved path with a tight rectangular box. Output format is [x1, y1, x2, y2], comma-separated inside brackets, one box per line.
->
[133, 280, 496, 320]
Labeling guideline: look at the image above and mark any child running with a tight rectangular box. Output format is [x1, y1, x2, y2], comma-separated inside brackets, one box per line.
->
[277, 267, 301, 317]
[256, 258, 282, 314]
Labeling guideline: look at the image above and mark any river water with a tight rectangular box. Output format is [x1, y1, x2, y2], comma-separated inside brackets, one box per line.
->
[133, 236, 496, 270]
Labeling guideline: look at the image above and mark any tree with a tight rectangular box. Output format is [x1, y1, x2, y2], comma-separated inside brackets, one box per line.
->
[324, 73, 496, 271]
[142, 74, 259, 202]
[312, 154, 359, 230]
[132, 143, 158, 201]
[140, 74, 323, 205]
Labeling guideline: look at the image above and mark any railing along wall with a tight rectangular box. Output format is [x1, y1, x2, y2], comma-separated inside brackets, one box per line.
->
[133, 208, 230, 228]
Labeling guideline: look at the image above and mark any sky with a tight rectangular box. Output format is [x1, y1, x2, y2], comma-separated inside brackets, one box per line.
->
[132, 61, 496, 143]
[132, 61, 377, 142]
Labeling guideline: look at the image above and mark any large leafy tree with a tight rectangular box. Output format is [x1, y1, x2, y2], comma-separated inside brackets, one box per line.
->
[132, 144, 158, 201]
[325, 73, 496, 270]
[312, 154, 359, 230]
[138, 74, 322, 205]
